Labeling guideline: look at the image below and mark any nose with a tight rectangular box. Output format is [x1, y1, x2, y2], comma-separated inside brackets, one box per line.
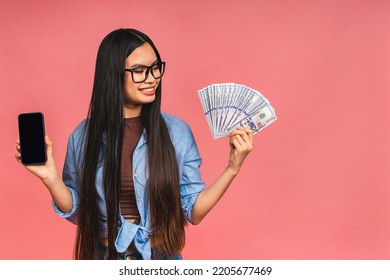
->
[144, 69, 156, 83]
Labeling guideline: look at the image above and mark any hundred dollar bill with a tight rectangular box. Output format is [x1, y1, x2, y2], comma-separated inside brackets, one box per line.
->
[197, 83, 277, 139]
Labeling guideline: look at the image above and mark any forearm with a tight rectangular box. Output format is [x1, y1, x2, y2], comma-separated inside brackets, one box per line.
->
[16, 135, 74, 213]
[191, 166, 239, 225]
[190, 126, 253, 225]
[43, 175, 73, 213]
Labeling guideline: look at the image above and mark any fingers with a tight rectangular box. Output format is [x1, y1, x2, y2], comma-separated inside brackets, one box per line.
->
[228, 126, 254, 151]
[15, 139, 21, 163]
[45, 135, 52, 145]
[15, 152, 21, 163]
[229, 126, 253, 140]
[45, 135, 53, 155]
[245, 127, 254, 144]
[16, 139, 21, 152]
[15, 135, 53, 163]
[230, 135, 253, 152]
[229, 136, 241, 150]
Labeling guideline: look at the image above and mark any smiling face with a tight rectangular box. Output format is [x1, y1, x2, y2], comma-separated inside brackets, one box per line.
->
[123, 43, 161, 118]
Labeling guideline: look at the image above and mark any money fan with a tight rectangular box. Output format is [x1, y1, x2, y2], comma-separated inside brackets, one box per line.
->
[197, 83, 277, 139]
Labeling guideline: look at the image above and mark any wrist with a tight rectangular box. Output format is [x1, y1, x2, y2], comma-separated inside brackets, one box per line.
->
[42, 173, 60, 189]
[225, 165, 240, 176]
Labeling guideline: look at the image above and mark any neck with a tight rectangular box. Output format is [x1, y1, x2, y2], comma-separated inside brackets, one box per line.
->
[124, 104, 142, 118]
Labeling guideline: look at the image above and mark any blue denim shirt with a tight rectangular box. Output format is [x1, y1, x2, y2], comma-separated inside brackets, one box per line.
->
[53, 113, 205, 260]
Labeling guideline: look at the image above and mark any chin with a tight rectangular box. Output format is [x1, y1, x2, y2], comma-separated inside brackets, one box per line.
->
[140, 95, 156, 104]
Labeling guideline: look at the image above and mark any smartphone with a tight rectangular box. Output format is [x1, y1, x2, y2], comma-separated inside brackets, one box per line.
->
[18, 112, 47, 165]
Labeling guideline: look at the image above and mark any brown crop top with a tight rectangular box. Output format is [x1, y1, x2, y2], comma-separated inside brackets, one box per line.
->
[120, 116, 143, 224]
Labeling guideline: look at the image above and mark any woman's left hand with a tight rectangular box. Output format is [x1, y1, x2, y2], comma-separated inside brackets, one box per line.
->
[227, 126, 254, 174]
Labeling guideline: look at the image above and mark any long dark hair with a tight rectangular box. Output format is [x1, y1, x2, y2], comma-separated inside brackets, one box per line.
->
[75, 28, 186, 259]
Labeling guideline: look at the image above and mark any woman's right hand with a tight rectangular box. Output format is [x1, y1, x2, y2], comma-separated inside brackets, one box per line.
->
[15, 135, 61, 187]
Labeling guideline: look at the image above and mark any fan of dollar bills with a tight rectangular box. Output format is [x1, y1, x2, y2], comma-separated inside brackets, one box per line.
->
[197, 83, 277, 139]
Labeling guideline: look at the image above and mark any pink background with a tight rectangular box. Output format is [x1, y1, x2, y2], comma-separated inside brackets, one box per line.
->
[1, 0, 389, 259]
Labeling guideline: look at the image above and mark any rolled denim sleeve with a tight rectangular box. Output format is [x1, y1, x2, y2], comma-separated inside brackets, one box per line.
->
[178, 125, 205, 224]
[52, 125, 83, 224]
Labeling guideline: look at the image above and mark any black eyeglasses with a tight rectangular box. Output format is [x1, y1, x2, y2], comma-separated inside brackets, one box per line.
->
[125, 61, 166, 83]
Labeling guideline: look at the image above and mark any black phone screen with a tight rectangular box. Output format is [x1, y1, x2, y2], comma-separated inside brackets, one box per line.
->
[18, 112, 47, 165]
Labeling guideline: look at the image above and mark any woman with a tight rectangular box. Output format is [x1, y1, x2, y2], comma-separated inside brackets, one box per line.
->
[15, 28, 253, 260]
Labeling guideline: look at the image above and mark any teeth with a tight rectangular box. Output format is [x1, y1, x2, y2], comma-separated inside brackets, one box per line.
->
[141, 88, 154, 92]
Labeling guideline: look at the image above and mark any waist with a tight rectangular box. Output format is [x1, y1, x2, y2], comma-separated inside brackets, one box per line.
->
[100, 238, 138, 254]
[100, 239, 182, 260]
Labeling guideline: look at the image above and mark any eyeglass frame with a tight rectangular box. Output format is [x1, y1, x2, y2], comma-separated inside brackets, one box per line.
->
[124, 61, 166, 83]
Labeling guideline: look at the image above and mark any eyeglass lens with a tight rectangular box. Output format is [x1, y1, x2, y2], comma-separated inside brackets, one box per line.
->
[131, 62, 165, 83]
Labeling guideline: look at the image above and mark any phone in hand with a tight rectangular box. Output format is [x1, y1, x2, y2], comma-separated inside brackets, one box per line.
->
[18, 112, 47, 165]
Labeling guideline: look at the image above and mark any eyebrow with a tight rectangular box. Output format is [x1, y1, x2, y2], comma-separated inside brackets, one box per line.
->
[129, 59, 158, 68]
